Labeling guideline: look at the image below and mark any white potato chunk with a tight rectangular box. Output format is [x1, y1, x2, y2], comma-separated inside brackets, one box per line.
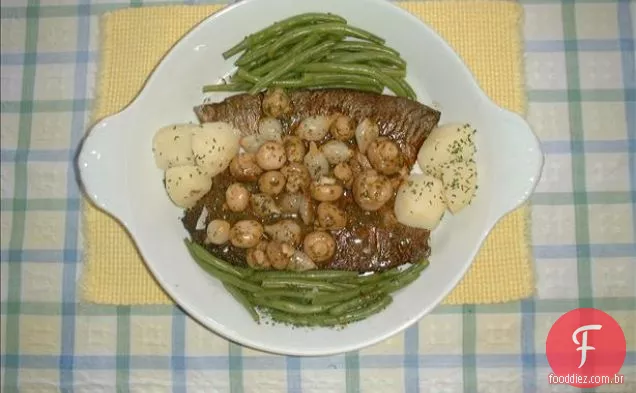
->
[152, 124, 198, 169]
[441, 160, 478, 214]
[394, 174, 446, 230]
[164, 165, 212, 208]
[417, 123, 476, 177]
[192, 122, 240, 177]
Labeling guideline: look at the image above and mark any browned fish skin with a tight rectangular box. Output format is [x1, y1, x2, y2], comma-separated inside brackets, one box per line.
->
[195, 89, 441, 166]
[182, 172, 431, 272]
[189, 89, 440, 272]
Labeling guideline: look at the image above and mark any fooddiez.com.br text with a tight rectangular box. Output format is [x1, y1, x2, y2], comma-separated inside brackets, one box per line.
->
[548, 373, 625, 385]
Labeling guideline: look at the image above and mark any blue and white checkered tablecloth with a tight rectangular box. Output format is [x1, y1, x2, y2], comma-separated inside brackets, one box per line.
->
[1, 0, 634, 392]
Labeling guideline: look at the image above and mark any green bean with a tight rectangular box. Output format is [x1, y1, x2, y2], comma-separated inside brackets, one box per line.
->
[229, 72, 244, 82]
[238, 41, 300, 68]
[328, 290, 386, 316]
[268, 79, 306, 88]
[366, 61, 407, 78]
[222, 12, 347, 59]
[334, 282, 359, 289]
[266, 27, 323, 59]
[249, 41, 336, 94]
[270, 311, 344, 327]
[375, 67, 406, 79]
[271, 295, 392, 326]
[263, 26, 342, 60]
[268, 311, 323, 326]
[269, 75, 304, 85]
[325, 51, 406, 69]
[377, 261, 429, 292]
[185, 239, 252, 279]
[367, 60, 386, 68]
[267, 310, 346, 327]
[306, 83, 383, 94]
[267, 78, 311, 88]
[310, 269, 402, 306]
[235, 45, 256, 64]
[251, 297, 333, 315]
[314, 82, 383, 93]
[267, 23, 384, 58]
[252, 289, 322, 301]
[251, 33, 324, 76]
[202, 82, 252, 93]
[241, 58, 270, 72]
[270, 80, 382, 94]
[329, 24, 386, 44]
[301, 72, 383, 89]
[235, 39, 273, 64]
[382, 261, 428, 282]
[380, 272, 420, 293]
[404, 260, 430, 276]
[395, 76, 417, 100]
[191, 254, 263, 293]
[342, 262, 427, 296]
[236, 69, 261, 84]
[314, 84, 384, 93]
[353, 273, 378, 284]
[334, 295, 392, 324]
[326, 32, 347, 42]
[311, 288, 363, 305]
[223, 42, 252, 60]
[280, 71, 302, 80]
[235, 43, 274, 66]
[223, 283, 260, 323]
[261, 278, 346, 292]
[236, 48, 281, 72]
[296, 63, 406, 96]
[354, 268, 400, 285]
[332, 41, 400, 56]
[251, 269, 359, 281]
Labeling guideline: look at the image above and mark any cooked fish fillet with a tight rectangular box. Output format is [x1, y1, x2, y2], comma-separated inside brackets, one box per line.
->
[184, 89, 441, 272]
[195, 89, 440, 166]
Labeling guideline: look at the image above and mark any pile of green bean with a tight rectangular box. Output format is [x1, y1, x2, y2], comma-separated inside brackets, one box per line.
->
[202, 12, 416, 99]
[185, 239, 429, 327]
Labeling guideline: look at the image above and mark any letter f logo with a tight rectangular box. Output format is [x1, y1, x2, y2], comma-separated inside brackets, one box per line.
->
[572, 324, 602, 368]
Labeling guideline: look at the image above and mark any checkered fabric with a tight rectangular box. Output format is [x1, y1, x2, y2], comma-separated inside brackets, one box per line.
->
[1, 1, 634, 392]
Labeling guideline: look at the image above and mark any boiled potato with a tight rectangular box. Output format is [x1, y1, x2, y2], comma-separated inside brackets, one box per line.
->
[152, 124, 198, 169]
[394, 174, 446, 230]
[417, 123, 476, 177]
[164, 165, 212, 208]
[192, 122, 241, 177]
[441, 160, 478, 214]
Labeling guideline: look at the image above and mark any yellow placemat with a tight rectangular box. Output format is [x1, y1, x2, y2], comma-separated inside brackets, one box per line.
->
[81, 1, 534, 305]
